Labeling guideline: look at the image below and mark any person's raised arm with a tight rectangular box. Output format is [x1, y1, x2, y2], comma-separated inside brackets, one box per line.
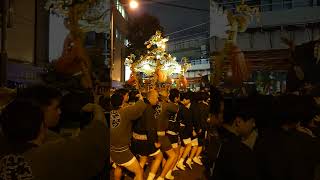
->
[82, 103, 106, 125]
[122, 93, 147, 121]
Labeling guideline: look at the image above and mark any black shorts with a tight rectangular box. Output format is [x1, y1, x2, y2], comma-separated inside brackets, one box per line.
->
[110, 146, 135, 166]
[180, 126, 192, 141]
[167, 134, 179, 148]
[198, 137, 204, 146]
[131, 139, 160, 157]
[158, 136, 172, 152]
[197, 131, 205, 146]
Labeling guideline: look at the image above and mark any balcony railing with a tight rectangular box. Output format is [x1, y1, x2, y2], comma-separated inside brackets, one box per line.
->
[189, 59, 210, 65]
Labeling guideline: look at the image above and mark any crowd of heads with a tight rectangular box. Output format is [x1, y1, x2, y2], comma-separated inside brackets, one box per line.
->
[1, 84, 319, 146]
[209, 87, 320, 135]
[110, 87, 211, 110]
[0, 84, 104, 145]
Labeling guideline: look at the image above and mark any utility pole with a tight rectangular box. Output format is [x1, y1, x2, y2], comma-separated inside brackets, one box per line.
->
[110, 5, 114, 87]
[0, 0, 8, 87]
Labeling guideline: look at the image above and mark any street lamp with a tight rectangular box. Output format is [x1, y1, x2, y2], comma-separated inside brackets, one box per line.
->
[110, 0, 138, 85]
[129, 0, 139, 9]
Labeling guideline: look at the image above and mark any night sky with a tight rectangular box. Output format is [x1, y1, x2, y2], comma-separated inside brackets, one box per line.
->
[129, 0, 210, 39]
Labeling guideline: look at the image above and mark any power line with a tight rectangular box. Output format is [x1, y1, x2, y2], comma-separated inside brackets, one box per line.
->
[145, 0, 210, 12]
[168, 36, 210, 46]
[135, 0, 184, 5]
[165, 21, 210, 36]
[169, 31, 209, 42]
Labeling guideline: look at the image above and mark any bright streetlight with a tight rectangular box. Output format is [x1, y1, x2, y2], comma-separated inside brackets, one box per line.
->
[129, 0, 139, 9]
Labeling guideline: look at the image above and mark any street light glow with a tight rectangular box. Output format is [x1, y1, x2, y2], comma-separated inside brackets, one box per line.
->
[129, 0, 139, 9]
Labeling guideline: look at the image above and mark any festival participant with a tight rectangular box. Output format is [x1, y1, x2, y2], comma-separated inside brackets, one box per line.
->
[185, 92, 202, 169]
[114, 88, 130, 107]
[155, 89, 179, 180]
[164, 89, 181, 179]
[193, 92, 210, 164]
[131, 89, 163, 180]
[110, 92, 147, 180]
[128, 89, 140, 105]
[175, 92, 194, 171]
[111, 89, 140, 180]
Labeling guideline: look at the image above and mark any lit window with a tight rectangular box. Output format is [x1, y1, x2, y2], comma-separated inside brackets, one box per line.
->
[124, 39, 130, 46]
[114, 0, 127, 20]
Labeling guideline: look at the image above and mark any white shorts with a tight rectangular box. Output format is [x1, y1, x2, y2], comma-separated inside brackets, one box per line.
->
[119, 156, 137, 167]
[172, 143, 179, 149]
[149, 149, 161, 157]
[191, 138, 198, 147]
[183, 138, 192, 145]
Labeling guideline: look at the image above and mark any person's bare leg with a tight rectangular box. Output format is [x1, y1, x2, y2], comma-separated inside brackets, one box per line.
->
[177, 143, 192, 170]
[174, 145, 184, 171]
[139, 156, 148, 169]
[114, 166, 122, 180]
[178, 146, 184, 160]
[171, 147, 180, 170]
[189, 146, 198, 160]
[162, 158, 166, 169]
[166, 146, 180, 179]
[193, 146, 203, 165]
[186, 145, 198, 169]
[157, 149, 176, 179]
[195, 146, 203, 157]
[182, 143, 192, 160]
[124, 159, 144, 180]
[147, 152, 163, 180]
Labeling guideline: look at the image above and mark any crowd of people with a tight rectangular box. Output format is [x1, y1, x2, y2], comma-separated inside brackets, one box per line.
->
[110, 86, 320, 180]
[0, 85, 109, 180]
[206, 88, 320, 180]
[109, 88, 210, 180]
[1, 83, 320, 180]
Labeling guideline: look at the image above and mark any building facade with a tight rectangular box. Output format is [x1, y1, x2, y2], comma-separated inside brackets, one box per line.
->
[111, 0, 129, 83]
[210, 0, 320, 93]
[1, 0, 49, 87]
[167, 35, 211, 90]
[1, 0, 129, 87]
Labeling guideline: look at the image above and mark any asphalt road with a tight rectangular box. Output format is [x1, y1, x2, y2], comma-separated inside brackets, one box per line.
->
[110, 163, 208, 180]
